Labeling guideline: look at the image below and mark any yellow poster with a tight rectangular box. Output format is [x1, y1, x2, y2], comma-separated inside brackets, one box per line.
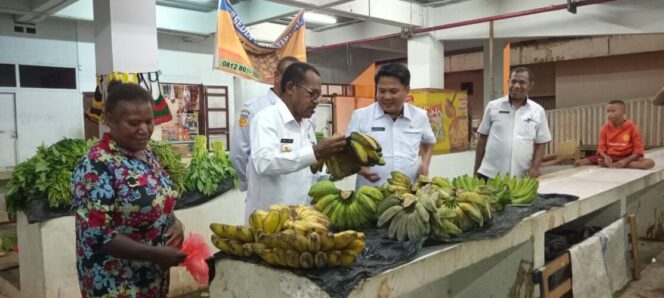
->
[411, 89, 469, 154]
[214, 0, 306, 83]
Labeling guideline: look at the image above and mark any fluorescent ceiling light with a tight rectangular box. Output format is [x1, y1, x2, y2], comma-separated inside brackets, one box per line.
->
[304, 12, 337, 25]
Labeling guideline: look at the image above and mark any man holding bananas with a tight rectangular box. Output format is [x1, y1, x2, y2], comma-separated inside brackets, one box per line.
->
[246, 62, 347, 221]
[346, 63, 436, 188]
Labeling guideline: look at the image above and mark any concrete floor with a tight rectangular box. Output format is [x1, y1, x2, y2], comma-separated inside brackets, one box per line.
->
[617, 241, 664, 298]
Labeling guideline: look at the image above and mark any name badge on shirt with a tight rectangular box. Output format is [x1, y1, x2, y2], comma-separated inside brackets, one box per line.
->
[280, 138, 293, 153]
[499, 110, 510, 114]
[371, 127, 386, 132]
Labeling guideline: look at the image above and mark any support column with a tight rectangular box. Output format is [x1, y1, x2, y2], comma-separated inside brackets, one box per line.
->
[483, 23, 511, 106]
[92, 0, 160, 138]
[407, 33, 445, 89]
[93, 0, 159, 74]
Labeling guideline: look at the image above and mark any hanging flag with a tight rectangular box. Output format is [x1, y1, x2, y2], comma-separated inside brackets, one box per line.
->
[214, 0, 306, 84]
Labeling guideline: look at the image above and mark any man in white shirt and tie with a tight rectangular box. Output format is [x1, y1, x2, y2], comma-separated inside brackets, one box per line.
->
[245, 62, 346, 220]
[345, 63, 436, 188]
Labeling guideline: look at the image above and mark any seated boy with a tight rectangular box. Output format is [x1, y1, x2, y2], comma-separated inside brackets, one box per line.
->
[575, 100, 655, 169]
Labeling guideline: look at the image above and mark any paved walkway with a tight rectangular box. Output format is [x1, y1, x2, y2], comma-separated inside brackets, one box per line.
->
[618, 249, 664, 298]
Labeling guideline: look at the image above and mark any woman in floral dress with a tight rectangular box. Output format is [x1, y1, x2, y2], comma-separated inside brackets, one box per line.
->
[72, 83, 186, 297]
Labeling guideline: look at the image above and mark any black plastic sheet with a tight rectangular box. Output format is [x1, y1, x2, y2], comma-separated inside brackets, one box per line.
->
[175, 179, 235, 210]
[25, 199, 74, 223]
[24, 180, 236, 223]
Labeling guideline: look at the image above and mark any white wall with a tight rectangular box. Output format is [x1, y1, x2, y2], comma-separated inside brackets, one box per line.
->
[0, 15, 241, 161]
[0, 16, 85, 161]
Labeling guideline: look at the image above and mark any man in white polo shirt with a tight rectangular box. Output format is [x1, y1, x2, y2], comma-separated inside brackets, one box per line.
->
[474, 67, 552, 179]
[346, 63, 436, 188]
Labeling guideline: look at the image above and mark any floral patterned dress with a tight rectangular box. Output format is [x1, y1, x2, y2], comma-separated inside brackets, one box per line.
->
[72, 134, 178, 298]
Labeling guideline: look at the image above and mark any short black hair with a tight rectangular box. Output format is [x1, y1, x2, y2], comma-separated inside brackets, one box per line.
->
[511, 66, 535, 82]
[280, 62, 320, 92]
[276, 56, 300, 73]
[608, 99, 626, 108]
[105, 82, 152, 113]
[374, 63, 410, 86]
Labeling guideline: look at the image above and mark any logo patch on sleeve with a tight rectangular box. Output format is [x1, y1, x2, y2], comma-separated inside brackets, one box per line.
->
[238, 109, 250, 127]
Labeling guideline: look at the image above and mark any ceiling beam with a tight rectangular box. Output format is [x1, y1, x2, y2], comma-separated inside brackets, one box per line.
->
[321, 0, 424, 27]
[15, 0, 78, 23]
[234, 0, 300, 26]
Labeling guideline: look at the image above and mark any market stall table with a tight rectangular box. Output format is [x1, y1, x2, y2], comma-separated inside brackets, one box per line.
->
[209, 148, 664, 297]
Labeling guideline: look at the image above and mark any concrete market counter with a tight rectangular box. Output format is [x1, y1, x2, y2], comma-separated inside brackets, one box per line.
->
[11, 149, 664, 297]
[209, 148, 664, 298]
[15, 188, 246, 297]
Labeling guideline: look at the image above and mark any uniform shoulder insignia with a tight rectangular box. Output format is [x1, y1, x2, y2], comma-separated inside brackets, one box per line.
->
[238, 109, 250, 127]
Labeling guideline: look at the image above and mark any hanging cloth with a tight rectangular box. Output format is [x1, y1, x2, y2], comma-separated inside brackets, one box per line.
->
[141, 72, 173, 125]
[85, 75, 105, 123]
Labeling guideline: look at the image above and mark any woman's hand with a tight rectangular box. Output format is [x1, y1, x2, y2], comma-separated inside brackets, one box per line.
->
[151, 246, 187, 269]
[165, 218, 184, 249]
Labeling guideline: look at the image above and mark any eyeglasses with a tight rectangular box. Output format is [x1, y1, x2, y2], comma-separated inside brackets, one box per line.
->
[295, 84, 322, 102]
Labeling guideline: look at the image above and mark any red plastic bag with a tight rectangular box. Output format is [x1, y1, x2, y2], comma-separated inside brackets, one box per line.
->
[180, 232, 212, 285]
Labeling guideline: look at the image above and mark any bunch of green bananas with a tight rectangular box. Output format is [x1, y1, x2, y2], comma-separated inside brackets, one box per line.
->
[380, 171, 432, 197]
[490, 173, 539, 205]
[257, 229, 365, 269]
[452, 175, 487, 192]
[309, 180, 385, 230]
[310, 132, 385, 181]
[375, 192, 440, 241]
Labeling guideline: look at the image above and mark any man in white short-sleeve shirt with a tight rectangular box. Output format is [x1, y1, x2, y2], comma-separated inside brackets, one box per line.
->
[245, 62, 346, 221]
[346, 63, 436, 188]
[230, 56, 300, 192]
[474, 67, 552, 179]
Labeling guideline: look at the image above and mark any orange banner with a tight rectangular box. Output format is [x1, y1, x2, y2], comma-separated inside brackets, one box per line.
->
[214, 0, 306, 83]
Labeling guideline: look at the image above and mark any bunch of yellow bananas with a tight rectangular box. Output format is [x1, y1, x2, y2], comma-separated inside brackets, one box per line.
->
[347, 131, 385, 167]
[211, 204, 366, 269]
[257, 229, 365, 269]
[309, 180, 384, 230]
[210, 224, 257, 257]
[249, 204, 330, 236]
[310, 132, 385, 181]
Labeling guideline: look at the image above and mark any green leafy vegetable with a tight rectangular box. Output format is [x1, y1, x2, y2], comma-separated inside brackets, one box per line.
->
[0, 233, 17, 252]
[184, 136, 237, 196]
[4, 138, 91, 212]
[149, 140, 186, 194]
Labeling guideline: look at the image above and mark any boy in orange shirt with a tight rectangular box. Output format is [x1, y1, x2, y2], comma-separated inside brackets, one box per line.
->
[576, 100, 655, 169]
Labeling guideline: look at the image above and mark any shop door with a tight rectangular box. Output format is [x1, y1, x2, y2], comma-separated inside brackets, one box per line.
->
[0, 93, 17, 170]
